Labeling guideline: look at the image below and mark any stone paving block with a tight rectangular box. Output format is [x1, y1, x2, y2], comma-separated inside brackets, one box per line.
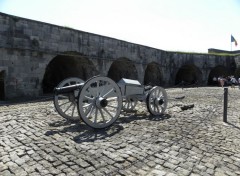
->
[204, 162, 215, 169]
[38, 160, 52, 169]
[28, 172, 41, 176]
[0, 162, 8, 171]
[70, 164, 82, 172]
[83, 173, 94, 176]
[163, 162, 177, 170]
[0, 155, 10, 163]
[1, 88, 240, 175]
[168, 158, 180, 165]
[48, 167, 62, 175]
[135, 169, 148, 175]
[127, 156, 137, 163]
[206, 168, 214, 175]
[56, 173, 66, 176]
[146, 169, 167, 176]
[91, 170, 105, 176]
[52, 160, 63, 167]
[85, 166, 96, 173]
[1, 170, 14, 176]
[175, 167, 191, 176]
[147, 160, 156, 168]
[74, 159, 90, 168]
[225, 170, 238, 176]
[154, 158, 165, 165]
[195, 164, 207, 172]
[189, 173, 200, 176]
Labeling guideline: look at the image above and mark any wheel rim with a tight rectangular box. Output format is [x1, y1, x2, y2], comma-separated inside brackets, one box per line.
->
[78, 76, 122, 128]
[147, 86, 168, 115]
[54, 77, 84, 121]
[122, 95, 137, 111]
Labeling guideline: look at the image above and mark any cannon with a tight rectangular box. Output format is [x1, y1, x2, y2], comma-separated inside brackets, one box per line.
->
[54, 76, 168, 129]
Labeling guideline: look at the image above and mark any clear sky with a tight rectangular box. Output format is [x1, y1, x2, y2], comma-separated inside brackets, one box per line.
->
[0, 0, 240, 53]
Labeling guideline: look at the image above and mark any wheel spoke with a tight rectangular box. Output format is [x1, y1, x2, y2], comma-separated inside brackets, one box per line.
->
[78, 76, 122, 128]
[99, 82, 106, 97]
[130, 101, 134, 107]
[63, 102, 73, 113]
[103, 88, 114, 98]
[54, 77, 84, 120]
[99, 108, 106, 122]
[83, 103, 92, 108]
[107, 105, 117, 109]
[156, 105, 160, 113]
[160, 105, 164, 112]
[59, 101, 71, 107]
[84, 103, 93, 116]
[58, 95, 68, 99]
[147, 86, 168, 116]
[103, 107, 114, 118]
[84, 95, 94, 101]
[94, 108, 98, 124]
[71, 104, 76, 117]
[86, 105, 95, 118]
[107, 97, 118, 102]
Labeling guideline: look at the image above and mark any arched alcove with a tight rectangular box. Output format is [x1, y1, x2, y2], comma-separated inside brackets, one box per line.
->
[175, 64, 202, 85]
[234, 67, 240, 78]
[42, 54, 98, 93]
[0, 70, 5, 100]
[144, 62, 163, 86]
[208, 65, 229, 85]
[107, 57, 138, 82]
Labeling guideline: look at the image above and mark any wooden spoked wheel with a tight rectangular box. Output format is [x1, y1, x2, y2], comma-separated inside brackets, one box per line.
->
[78, 76, 122, 129]
[54, 77, 84, 121]
[146, 86, 168, 115]
[122, 95, 137, 111]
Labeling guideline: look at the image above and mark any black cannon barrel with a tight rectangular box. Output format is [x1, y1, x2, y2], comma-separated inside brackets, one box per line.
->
[54, 83, 84, 94]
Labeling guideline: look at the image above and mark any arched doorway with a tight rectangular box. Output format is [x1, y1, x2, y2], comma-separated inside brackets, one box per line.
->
[144, 62, 163, 86]
[208, 65, 229, 85]
[107, 57, 138, 82]
[235, 67, 240, 78]
[175, 64, 202, 85]
[0, 70, 5, 100]
[42, 54, 98, 93]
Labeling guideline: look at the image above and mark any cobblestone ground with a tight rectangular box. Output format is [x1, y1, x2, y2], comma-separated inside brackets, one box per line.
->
[1, 87, 240, 176]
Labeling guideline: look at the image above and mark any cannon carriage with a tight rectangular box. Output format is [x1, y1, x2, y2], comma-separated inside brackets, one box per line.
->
[54, 76, 168, 129]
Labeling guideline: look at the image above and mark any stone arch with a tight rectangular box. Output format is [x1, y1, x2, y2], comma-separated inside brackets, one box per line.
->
[107, 57, 138, 82]
[234, 67, 240, 78]
[175, 64, 202, 85]
[144, 62, 163, 86]
[0, 70, 5, 100]
[42, 53, 99, 93]
[229, 61, 237, 75]
[208, 65, 229, 85]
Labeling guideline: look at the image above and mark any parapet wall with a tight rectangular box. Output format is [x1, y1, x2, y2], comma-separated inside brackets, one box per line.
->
[208, 48, 240, 55]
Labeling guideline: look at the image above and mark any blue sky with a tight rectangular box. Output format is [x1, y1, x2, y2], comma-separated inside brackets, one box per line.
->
[0, 0, 240, 53]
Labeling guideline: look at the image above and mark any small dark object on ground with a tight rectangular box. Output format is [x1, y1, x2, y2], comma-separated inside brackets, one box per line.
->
[181, 104, 194, 110]
[175, 96, 185, 100]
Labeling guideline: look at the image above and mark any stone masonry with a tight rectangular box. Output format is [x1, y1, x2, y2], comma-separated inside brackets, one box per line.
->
[0, 12, 240, 99]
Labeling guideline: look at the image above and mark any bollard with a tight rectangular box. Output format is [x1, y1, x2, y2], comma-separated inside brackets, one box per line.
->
[223, 87, 228, 123]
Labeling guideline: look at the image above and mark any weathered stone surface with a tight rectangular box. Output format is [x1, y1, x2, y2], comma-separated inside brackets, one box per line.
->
[0, 13, 239, 99]
[0, 87, 240, 175]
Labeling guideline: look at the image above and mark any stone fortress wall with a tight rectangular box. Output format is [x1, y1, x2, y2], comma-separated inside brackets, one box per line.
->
[0, 12, 240, 100]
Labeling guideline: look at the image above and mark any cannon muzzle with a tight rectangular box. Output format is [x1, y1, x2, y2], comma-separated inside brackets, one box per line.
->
[54, 83, 84, 94]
